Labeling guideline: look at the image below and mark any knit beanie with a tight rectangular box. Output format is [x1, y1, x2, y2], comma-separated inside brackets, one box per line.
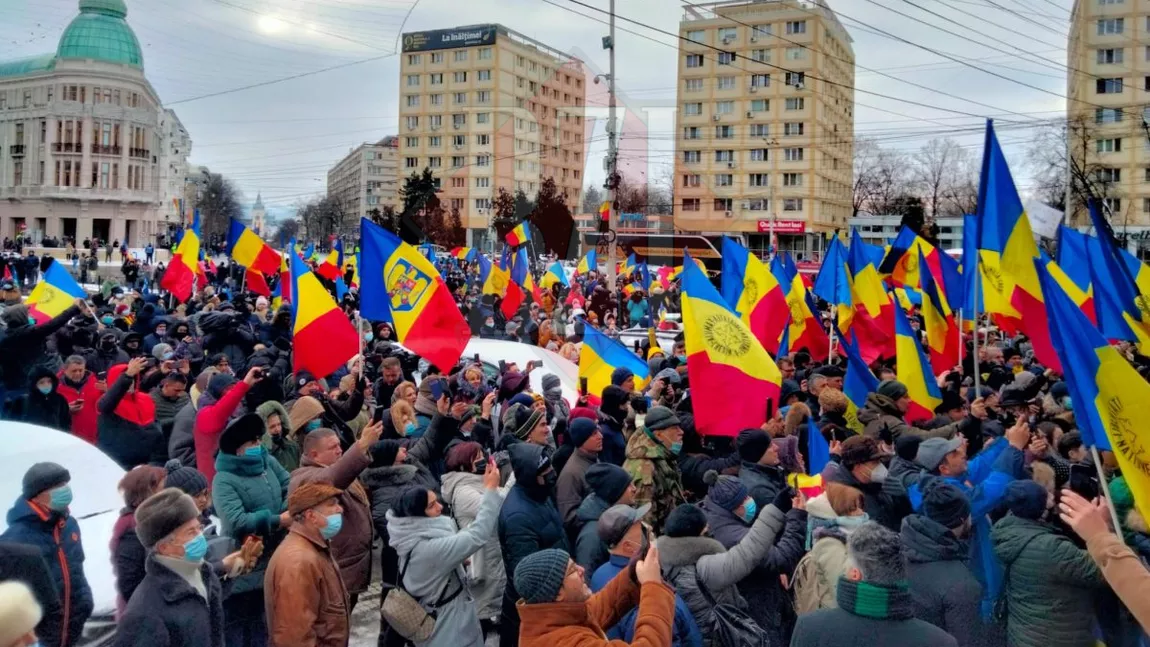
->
[509, 392, 536, 410]
[644, 406, 680, 431]
[164, 459, 208, 496]
[610, 366, 634, 386]
[370, 440, 403, 469]
[569, 406, 599, 423]
[736, 428, 772, 463]
[877, 380, 909, 401]
[207, 372, 238, 400]
[0, 582, 41, 646]
[585, 463, 632, 504]
[514, 549, 571, 604]
[1005, 480, 1048, 520]
[135, 488, 200, 548]
[22, 462, 70, 499]
[664, 503, 708, 538]
[703, 470, 749, 512]
[569, 418, 598, 448]
[218, 414, 267, 456]
[921, 478, 972, 529]
[542, 373, 562, 393]
[151, 343, 173, 361]
[505, 403, 545, 440]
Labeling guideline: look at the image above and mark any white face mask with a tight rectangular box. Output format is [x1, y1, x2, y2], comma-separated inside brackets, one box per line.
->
[868, 463, 889, 483]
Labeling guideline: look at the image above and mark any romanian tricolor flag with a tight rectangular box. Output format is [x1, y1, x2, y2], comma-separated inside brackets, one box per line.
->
[277, 251, 292, 306]
[975, 120, 1059, 371]
[1038, 258, 1150, 525]
[162, 210, 202, 303]
[289, 249, 359, 377]
[837, 327, 879, 434]
[450, 246, 477, 263]
[505, 222, 531, 247]
[598, 201, 610, 222]
[919, 248, 959, 377]
[580, 324, 650, 403]
[682, 253, 782, 436]
[772, 253, 829, 361]
[360, 217, 470, 372]
[575, 250, 597, 276]
[619, 253, 637, 277]
[847, 228, 895, 364]
[540, 262, 569, 289]
[26, 259, 86, 324]
[504, 247, 533, 317]
[893, 300, 942, 424]
[880, 226, 945, 292]
[720, 237, 787, 355]
[226, 218, 280, 275]
[788, 473, 825, 501]
[316, 241, 343, 281]
[245, 268, 270, 298]
[669, 257, 707, 283]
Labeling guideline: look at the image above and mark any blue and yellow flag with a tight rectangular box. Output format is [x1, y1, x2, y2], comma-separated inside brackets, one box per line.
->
[580, 325, 649, 403]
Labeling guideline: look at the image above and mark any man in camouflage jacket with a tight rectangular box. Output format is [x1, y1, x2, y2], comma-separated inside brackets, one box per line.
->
[624, 406, 688, 534]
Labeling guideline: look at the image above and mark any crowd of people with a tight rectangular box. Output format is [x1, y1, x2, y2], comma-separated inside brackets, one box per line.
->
[0, 247, 1149, 647]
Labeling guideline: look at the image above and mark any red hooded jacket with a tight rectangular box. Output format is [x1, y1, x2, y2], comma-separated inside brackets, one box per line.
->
[55, 369, 101, 445]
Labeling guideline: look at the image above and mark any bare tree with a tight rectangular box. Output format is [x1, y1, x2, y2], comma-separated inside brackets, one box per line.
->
[296, 196, 348, 241]
[1027, 116, 1118, 225]
[856, 143, 912, 216]
[912, 138, 964, 219]
[195, 172, 244, 241]
[271, 218, 300, 245]
[938, 145, 979, 218]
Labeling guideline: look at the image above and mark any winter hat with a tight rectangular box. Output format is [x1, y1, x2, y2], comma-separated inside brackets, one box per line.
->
[289, 396, 325, 435]
[218, 414, 267, 456]
[509, 392, 536, 410]
[370, 440, 404, 469]
[736, 428, 772, 463]
[610, 366, 634, 386]
[773, 435, 801, 473]
[921, 478, 972, 529]
[839, 436, 885, 468]
[1005, 480, 1048, 520]
[818, 388, 848, 414]
[294, 369, 319, 391]
[135, 488, 200, 548]
[164, 459, 208, 496]
[600, 386, 629, 420]
[151, 343, 173, 361]
[193, 367, 220, 403]
[644, 406, 680, 432]
[779, 379, 804, 404]
[22, 462, 70, 499]
[542, 373, 562, 393]
[914, 437, 964, 472]
[877, 380, 909, 401]
[569, 418, 599, 448]
[585, 463, 633, 504]
[655, 367, 681, 386]
[966, 386, 993, 404]
[514, 548, 571, 604]
[207, 372, 238, 400]
[505, 403, 545, 440]
[0, 581, 41, 645]
[569, 406, 599, 423]
[1050, 381, 1069, 400]
[499, 372, 530, 401]
[664, 503, 708, 538]
[895, 435, 924, 461]
[458, 405, 481, 425]
[703, 470, 749, 512]
[287, 482, 342, 516]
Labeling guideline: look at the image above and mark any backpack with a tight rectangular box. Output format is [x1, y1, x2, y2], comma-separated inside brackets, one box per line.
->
[790, 549, 829, 615]
[693, 570, 773, 647]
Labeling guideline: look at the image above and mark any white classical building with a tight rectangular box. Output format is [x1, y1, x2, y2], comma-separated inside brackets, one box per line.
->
[0, 0, 190, 247]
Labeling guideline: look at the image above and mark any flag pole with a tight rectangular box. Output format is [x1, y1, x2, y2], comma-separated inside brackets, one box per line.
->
[1090, 445, 1126, 546]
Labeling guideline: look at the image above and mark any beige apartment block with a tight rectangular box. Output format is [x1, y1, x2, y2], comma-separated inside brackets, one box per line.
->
[398, 24, 586, 251]
[673, 0, 854, 258]
[327, 136, 399, 225]
[1067, 0, 1150, 241]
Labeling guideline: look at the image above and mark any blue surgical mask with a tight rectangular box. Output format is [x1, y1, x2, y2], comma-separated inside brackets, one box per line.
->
[320, 513, 343, 539]
[676, 355, 687, 363]
[182, 532, 208, 562]
[38, 384, 53, 395]
[669, 441, 683, 455]
[243, 445, 264, 458]
[306, 419, 323, 432]
[1062, 396, 1073, 411]
[363, 333, 374, 342]
[404, 421, 418, 437]
[741, 499, 757, 523]
[102, 316, 114, 325]
[27, 316, 35, 325]
[49, 485, 73, 511]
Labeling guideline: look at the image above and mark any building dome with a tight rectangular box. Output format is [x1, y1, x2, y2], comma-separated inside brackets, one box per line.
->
[56, 0, 143, 68]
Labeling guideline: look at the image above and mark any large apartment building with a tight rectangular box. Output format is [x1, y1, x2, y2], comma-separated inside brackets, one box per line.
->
[673, 0, 854, 259]
[327, 136, 399, 225]
[398, 24, 587, 251]
[1067, 0, 1150, 248]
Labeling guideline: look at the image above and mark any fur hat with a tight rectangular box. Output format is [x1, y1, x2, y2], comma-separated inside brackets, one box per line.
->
[135, 488, 200, 548]
[0, 581, 41, 645]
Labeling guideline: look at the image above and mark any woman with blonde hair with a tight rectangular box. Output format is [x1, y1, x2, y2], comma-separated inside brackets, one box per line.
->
[391, 381, 417, 406]
[558, 342, 579, 364]
[537, 319, 555, 349]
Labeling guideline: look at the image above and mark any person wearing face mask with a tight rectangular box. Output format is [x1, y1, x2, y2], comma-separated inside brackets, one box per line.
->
[141, 319, 168, 355]
[10, 368, 71, 432]
[289, 395, 329, 441]
[794, 483, 870, 613]
[900, 479, 987, 646]
[859, 380, 986, 443]
[0, 299, 84, 413]
[0, 581, 44, 647]
[211, 414, 292, 647]
[194, 367, 262, 482]
[84, 329, 130, 377]
[264, 482, 350, 647]
[498, 443, 569, 647]
[624, 406, 688, 534]
[1, 463, 93, 647]
[387, 457, 502, 647]
[822, 436, 909, 532]
[256, 400, 300, 471]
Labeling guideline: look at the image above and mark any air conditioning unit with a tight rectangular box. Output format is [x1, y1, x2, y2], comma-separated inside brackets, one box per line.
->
[750, 36, 758, 43]
[724, 210, 733, 218]
[712, 115, 721, 121]
[749, 86, 758, 93]
[727, 162, 736, 169]
[746, 111, 755, 118]
[722, 37, 732, 44]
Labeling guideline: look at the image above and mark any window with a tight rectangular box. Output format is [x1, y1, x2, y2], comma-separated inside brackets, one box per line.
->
[406, 74, 420, 86]
[718, 27, 737, 41]
[784, 147, 804, 161]
[1099, 0, 1123, 4]
[684, 126, 700, 139]
[478, 47, 492, 60]
[783, 172, 803, 186]
[1097, 168, 1121, 182]
[478, 70, 491, 81]
[685, 79, 703, 92]
[475, 154, 490, 166]
[1097, 78, 1124, 93]
[405, 116, 419, 129]
[451, 156, 465, 167]
[454, 71, 467, 82]
[477, 91, 491, 103]
[99, 162, 110, 189]
[750, 149, 769, 162]
[683, 150, 701, 163]
[715, 101, 734, 114]
[13, 161, 22, 186]
[750, 123, 769, 137]
[750, 99, 769, 112]
[454, 50, 468, 62]
[404, 136, 419, 147]
[715, 174, 733, 186]
[682, 198, 701, 211]
[428, 156, 442, 168]
[687, 30, 705, 43]
[750, 49, 770, 63]
[1097, 138, 1122, 152]
[431, 52, 443, 63]
[1144, 198, 1150, 214]
[785, 47, 806, 60]
[454, 92, 467, 104]
[1096, 107, 1124, 123]
[784, 122, 804, 136]
[516, 55, 525, 67]
[430, 93, 443, 105]
[714, 198, 733, 211]
[452, 134, 466, 146]
[476, 134, 490, 145]
[429, 115, 442, 128]
[783, 198, 803, 211]
[1098, 48, 1124, 64]
[717, 52, 736, 65]
[1103, 197, 1121, 213]
[746, 199, 767, 211]
[785, 72, 805, 87]
[752, 24, 771, 38]
[715, 150, 734, 162]
[749, 173, 768, 186]
[715, 125, 734, 138]
[684, 102, 703, 116]
[39, 120, 45, 143]
[786, 20, 806, 34]
[1098, 18, 1124, 34]
[429, 135, 441, 147]
[786, 97, 805, 110]
[406, 95, 420, 107]
[686, 54, 704, 68]
[407, 54, 421, 65]
[430, 73, 443, 85]
[683, 174, 701, 187]
[476, 112, 490, 123]
[717, 76, 736, 90]
[405, 157, 418, 168]
[751, 74, 770, 88]
[475, 198, 492, 210]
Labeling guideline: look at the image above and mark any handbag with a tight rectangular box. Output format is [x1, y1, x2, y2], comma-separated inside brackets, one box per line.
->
[381, 552, 464, 643]
[693, 570, 774, 647]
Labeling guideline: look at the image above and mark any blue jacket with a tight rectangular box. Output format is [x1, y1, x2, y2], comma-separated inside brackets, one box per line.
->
[907, 440, 1025, 619]
[591, 554, 702, 647]
[1, 498, 94, 647]
[597, 415, 627, 466]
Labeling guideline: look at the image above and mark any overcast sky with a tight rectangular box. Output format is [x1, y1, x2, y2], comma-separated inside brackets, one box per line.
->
[1, 0, 1075, 221]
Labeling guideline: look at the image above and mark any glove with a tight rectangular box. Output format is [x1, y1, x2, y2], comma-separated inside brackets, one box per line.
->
[772, 487, 793, 514]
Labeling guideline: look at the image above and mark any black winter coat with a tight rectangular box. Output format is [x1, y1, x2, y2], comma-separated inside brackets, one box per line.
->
[0, 542, 65, 647]
[738, 461, 788, 508]
[97, 370, 165, 469]
[0, 305, 81, 391]
[900, 514, 988, 646]
[11, 369, 72, 432]
[167, 401, 197, 468]
[571, 493, 611, 583]
[113, 554, 226, 647]
[792, 606, 958, 647]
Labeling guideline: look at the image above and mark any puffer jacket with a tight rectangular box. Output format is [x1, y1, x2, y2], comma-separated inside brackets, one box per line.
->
[900, 513, 986, 647]
[656, 503, 786, 644]
[211, 450, 291, 594]
[991, 514, 1104, 647]
[858, 392, 964, 442]
[442, 471, 506, 620]
[570, 493, 612, 582]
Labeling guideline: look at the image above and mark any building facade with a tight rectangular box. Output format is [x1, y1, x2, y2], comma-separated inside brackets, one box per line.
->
[398, 24, 587, 251]
[850, 213, 964, 251]
[673, 0, 854, 259]
[250, 192, 267, 235]
[326, 136, 399, 225]
[0, 0, 189, 247]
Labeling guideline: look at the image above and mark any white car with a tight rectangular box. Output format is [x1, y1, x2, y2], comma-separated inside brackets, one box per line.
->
[618, 325, 680, 355]
[0, 422, 123, 644]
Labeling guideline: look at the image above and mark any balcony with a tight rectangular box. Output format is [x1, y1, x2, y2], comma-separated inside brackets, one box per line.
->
[130, 148, 150, 159]
[52, 142, 79, 153]
[9, 144, 24, 156]
[93, 144, 122, 156]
